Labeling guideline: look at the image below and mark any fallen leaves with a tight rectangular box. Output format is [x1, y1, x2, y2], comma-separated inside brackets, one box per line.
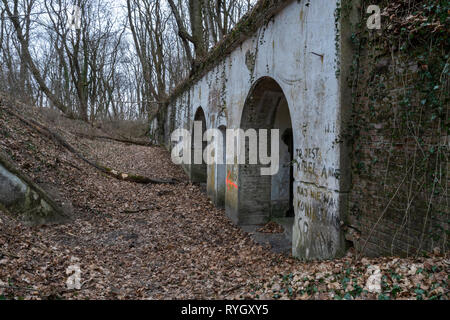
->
[365, 266, 382, 293]
[256, 255, 449, 300]
[0, 102, 448, 300]
[257, 221, 284, 234]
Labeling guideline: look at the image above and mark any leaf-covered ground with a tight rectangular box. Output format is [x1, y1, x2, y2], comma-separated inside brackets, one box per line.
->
[0, 100, 448, 300]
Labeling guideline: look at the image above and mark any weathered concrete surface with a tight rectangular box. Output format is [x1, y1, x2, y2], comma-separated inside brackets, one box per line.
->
[241, 224, 292, 256]
[0, 165, 27, 206]
[153, 0, 353, 260]
[0, 154, 68, 226]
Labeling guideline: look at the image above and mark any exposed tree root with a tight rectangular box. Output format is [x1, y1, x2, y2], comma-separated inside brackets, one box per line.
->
[0, 106, 178, 185]
[120, 207, 156, 214]
[72, 131, 153, 147]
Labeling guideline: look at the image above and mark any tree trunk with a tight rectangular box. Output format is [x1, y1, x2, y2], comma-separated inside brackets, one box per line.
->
[1, 0, 68, 114]
[189, 0, 206, 58]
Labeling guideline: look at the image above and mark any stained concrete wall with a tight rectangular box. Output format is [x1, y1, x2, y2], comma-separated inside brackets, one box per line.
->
[0, 157, 68, 226]
[154, 0, 352, 260]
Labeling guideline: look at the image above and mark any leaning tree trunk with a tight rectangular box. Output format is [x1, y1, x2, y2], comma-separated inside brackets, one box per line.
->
[0, 151, 69, 226]
[1, 0, 68, 115]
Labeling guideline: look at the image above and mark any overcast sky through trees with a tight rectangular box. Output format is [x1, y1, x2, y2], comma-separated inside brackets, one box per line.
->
[0, 0, 256, 121]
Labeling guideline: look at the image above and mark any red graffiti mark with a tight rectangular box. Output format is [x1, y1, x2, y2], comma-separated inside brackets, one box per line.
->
[226, 170, 238, 190]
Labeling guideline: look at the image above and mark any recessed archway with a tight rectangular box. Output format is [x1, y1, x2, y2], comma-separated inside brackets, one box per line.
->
[215, 125, 227, 207]
[190, 107, 207, 183]
[235, 77, 294, 226]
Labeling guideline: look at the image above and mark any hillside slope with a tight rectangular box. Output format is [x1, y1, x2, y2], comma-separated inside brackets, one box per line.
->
[0, 97, 448, 300]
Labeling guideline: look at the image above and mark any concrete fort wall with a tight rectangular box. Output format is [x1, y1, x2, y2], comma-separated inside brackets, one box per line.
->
[152, 0, 354, 260]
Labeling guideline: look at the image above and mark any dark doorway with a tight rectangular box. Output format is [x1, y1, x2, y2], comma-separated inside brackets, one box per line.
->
[234, 77, 294, 225]
[216, 126, 227, 207]
[191, 107, 207, 183]
[282, 128, 294, 217]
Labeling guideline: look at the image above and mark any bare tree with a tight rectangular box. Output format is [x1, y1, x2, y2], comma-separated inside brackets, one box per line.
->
[127, 0, 170, 117]
[167, 0, 255, 64]
[0, 0, 255, 122]
[1, 0, 68, 113]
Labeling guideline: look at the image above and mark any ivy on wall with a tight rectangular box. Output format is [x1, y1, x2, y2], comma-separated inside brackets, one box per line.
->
[346, 0, 449, 256]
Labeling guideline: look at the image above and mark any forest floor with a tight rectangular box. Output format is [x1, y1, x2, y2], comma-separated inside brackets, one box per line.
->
[0, 97, 448, 300]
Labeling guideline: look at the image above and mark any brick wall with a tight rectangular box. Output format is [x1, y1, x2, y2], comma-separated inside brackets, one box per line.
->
[347, 39, 449, 257]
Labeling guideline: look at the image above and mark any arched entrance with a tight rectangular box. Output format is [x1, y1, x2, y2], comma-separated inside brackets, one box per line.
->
[190, 107, 207, 183]
[235, 77, 294, 225]
[215, 125, 227, 207]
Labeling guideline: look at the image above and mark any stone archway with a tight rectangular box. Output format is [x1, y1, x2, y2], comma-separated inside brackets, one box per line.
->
[235, 77, 294, 226]
[190, 107, 207, 183]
